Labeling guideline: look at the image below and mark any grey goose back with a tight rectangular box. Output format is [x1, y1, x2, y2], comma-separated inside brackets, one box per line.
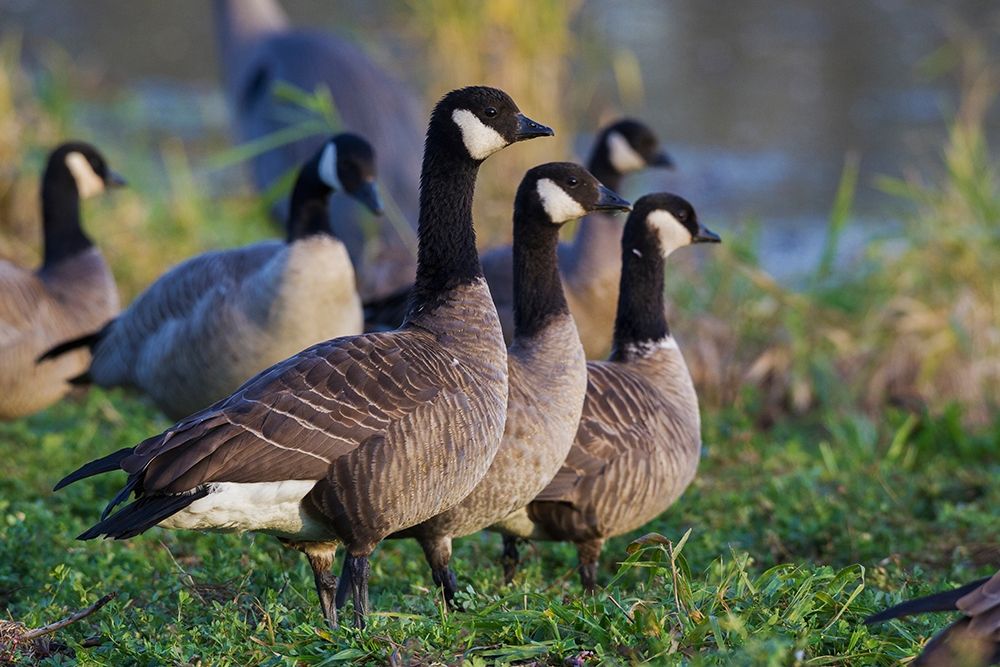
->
[493, 193, 720, 591]
[0, 142, 123, 420]
[213, 0, 423, 301]
[42, 134, 381, 420]
[364, 118, 673, 356]
[54, 87, 554, 629]
[867, 569, 1000, 666]
[381, 163, 631, 606]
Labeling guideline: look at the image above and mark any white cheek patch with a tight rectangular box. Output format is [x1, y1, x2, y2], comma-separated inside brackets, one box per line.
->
[536, 178, 587, 223]
[65, 152, 105, 199]
[318, 142, 342, 190]
[452, 109, 508, 160]
[647, 209, 693, 258]
[607, 131, 646, 174]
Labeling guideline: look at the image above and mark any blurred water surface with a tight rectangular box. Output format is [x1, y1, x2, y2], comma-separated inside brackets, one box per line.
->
[1, 0, 998, 278]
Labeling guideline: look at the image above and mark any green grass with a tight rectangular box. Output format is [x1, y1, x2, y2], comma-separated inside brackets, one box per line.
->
[2, 391, 997, 665]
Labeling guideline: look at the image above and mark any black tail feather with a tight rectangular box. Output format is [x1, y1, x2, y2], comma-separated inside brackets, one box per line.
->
[101, 476, 140, 521]
[54, 447, 134, 491]
[866, 577, 993, 625]
[37, 319, 114, 363]
[335, 555, 352, 609]
[77, 488, 209, 540]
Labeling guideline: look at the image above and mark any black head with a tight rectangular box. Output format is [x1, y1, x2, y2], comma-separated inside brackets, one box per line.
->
[600, 118, 673, 174]
[429, 86, 554, 162]
[317, 133, 382, 215]
[624, 193, 721, 257]
[45, 141, 126, 200]
[518, 162, 631, 226]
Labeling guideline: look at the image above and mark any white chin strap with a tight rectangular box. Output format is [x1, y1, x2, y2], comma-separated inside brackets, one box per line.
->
[65, 152, 105, 199]
[536, 178, 586, 223]
[646, 209, 692, 257]
[452, 109, 508, 160]
[318, 142, 343, 191]
[607, 131, 646, 174]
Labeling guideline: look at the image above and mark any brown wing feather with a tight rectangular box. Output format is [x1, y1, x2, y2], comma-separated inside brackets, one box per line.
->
[124, 330, 445, 495]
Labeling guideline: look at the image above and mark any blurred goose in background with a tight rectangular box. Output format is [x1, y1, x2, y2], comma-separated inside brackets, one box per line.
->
[0, 142, 122, 420]
[493, 193, 720, 591]
[867, 570, 1000, 666]
[213, 0, 423, 301]
[379, 163, 630, 606]
[363, 118, 672, 357]
[42, 133, 381, 420]
[54, 87, 553, 629]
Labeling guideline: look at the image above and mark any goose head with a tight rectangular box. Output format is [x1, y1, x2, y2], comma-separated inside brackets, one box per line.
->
[625, 193, 720, 259]
[317, 133, 383, 215]
[47, 142, 126, 201]
[432, 86, 554, 162]
[520, 162, 632, 226]
[600, 119, 673, 175]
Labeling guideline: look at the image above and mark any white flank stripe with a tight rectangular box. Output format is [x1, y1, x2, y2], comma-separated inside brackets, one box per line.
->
[158, 480, 329, 538]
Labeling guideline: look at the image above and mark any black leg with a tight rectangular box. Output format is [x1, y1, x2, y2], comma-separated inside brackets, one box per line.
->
[419, 535, 461, 609]
[306, 551, 338, 629]
[431, 566, 460, 608]
[501, 535, 520, 584]
[576, 539, 604, 594]
[345, 554, 371, 629]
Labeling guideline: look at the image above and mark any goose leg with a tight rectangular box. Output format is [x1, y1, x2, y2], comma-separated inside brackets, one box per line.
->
[501, 535, 520, 584]
[305, 548, 339, 629]
[576, 539, 604, 594]
[420, 535, 460, 608]
[344, 554, 371, 628]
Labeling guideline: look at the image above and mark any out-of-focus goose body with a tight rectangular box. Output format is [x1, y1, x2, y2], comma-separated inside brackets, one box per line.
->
[494, 193, 720, 591]
[386, 163, 631, 604]
[56, 87, 554, 629]
[867, 568, 1000, 665]
[364, 118, 672, 356]
[46, 134, 381, 420]
[213, 0, 422, 300]
[0, 142, 122, 420]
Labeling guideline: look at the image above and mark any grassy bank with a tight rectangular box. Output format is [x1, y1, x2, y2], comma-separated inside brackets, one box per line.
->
[1, 30, 999, 667]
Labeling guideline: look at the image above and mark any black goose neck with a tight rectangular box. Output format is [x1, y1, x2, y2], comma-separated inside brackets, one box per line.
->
[285, 160, 333, 242]
[41, 163, 92, 268]
[586, 139, 622, 192]
[408, 136, 483, 314]
[611, 239, 668, 360]
[512, 198, 568, 339]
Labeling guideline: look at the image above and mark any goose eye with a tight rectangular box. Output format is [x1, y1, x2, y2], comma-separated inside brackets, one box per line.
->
[484, 106, 498, 118]
[566, 177, 579, 188]
[677, 210, 688, 222]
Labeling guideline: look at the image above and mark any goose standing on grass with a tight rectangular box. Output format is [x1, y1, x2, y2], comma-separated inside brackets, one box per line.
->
[54, 87, 554, 629]
[363, 118, 672, 357]
[493, 193, 720, 591]
[0, 142, 123, 420]
[42, 134, 381, 420]
[378, 163, 631, 606]
[867, 569, 1000, 665]
[213, 0, 423, 301]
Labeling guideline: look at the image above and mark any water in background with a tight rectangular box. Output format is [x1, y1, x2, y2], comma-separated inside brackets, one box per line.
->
[1, 0, 998, 279]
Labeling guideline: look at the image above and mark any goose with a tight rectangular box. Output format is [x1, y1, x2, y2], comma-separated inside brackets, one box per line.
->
[866, 569, 1000, 666]
[213, 0, 423, 301]
[363, 118, 672, 357]
[378, 162, 631, 606]
[53, 86, 554, 629]
[492, 193, 720, 591]
[0, 142, 123, 420]
[42, 133, 382, 420]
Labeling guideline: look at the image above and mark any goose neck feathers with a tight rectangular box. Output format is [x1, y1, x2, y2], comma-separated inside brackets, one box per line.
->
[285, 151, 333, 243]
[41, 146, 95, 267]
[511, 182, 569, 340]
[611, 206, 671, 359]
